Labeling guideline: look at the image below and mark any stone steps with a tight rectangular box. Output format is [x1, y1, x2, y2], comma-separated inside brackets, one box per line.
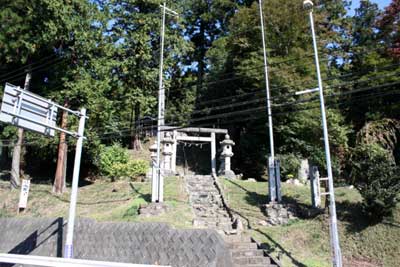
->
[184, 174, 279, 267]
[184, 175, 233, 233]
[227, 242, 258, 250]
[231, 249, 264, 257]
[228, 241, 279, 267]
[234, 256, 272, 265]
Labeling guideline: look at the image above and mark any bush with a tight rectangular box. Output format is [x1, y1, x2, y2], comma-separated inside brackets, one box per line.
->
[119, 160, 148, 180]
[95, 144, 148, 181]
[350, 143, 400, 222]
[277, 153, 301, 180]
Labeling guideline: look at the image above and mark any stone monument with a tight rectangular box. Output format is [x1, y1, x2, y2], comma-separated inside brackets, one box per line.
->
[298, 159, 309, 184]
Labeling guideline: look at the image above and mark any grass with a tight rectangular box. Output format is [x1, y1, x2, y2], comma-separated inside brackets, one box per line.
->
[220, 178, 400, 267]
[0, 176, 194, 229]
[1, 174, 399, 266]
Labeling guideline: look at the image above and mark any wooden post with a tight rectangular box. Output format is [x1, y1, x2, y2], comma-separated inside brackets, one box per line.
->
[18, 174, 31, 213]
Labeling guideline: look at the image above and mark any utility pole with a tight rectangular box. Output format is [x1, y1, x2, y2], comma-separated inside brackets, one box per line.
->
[303, 1, 342, 266]
[153, 2, 178, 203]
[259, 0, 279, 203]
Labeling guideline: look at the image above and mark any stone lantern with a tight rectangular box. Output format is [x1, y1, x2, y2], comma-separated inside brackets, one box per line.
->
[219, 134, 236, 179]
[161, 132, 174, 174]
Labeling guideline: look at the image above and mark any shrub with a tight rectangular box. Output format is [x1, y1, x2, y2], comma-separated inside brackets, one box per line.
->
[277, 153, 301, 180]
[124, 160, 148, 179]
[95, 143, 130, 179]
[95, 144, 148, 181]
[350, 143, 400, 222]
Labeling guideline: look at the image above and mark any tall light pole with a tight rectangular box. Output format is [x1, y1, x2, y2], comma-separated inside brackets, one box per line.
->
[303, 1, 342, 266]
[153, 2, 178, 203]
[259, 0, 278, 203]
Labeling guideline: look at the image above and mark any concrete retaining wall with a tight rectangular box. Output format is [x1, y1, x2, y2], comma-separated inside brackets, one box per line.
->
[0, 218, 232, 267]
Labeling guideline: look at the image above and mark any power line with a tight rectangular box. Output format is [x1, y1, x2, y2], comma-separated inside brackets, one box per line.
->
[192, 62, 400, 108]
[274, 80, 400, 109]
[177, 45, 394, 98]
[0, 54, 59, 80]
[0, 57, 68, 85]
[190, 71, 400, 116]
[1, 88, 398, 148]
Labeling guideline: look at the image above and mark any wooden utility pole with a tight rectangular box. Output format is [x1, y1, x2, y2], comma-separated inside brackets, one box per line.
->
[53, 99, 69, 194]
[10, 71, 31, 188]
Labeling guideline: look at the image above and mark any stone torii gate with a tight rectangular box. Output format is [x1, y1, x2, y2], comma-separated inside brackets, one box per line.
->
[148, 127, 236, 203]
[152, 127, 235, 177]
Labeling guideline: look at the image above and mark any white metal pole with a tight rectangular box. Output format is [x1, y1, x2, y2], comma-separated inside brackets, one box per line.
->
[308, 10, 343, 267]
[155, 3, 167, 203]
[258, 0, 275, 162]
[64, 108, 86, 258]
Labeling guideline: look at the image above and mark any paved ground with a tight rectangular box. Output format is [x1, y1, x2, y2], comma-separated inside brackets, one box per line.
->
[0, 217, 232, 267]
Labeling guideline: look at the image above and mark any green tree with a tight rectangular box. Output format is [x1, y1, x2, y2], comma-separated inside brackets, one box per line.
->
[179, 0, 237, 94]
[350, 143, 400, 222]
[201, 0, 351, 178]
[0, 0, 98, 188]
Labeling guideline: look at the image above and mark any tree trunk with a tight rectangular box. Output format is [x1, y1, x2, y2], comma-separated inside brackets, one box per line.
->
[196, 21, 206, 95]
[132, 102, 142, 150]
[53, 100, 69, 194]
[10, 71, 31, 188]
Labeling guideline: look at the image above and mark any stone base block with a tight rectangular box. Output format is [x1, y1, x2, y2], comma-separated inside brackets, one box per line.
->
[219, 170, 236, 179]
[162, 169, 176, 177]
[261, 203, 297, 226]
[139, 203, 169, 217]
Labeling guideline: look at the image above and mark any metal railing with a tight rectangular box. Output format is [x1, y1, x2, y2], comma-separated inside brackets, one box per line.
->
[0, 253, 170, 267]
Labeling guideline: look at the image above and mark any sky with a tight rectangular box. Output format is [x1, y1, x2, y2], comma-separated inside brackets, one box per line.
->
[349, 0, 392, 15]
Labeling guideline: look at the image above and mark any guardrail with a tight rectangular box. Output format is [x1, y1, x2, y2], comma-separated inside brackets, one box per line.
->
[0, 253, 170, 267]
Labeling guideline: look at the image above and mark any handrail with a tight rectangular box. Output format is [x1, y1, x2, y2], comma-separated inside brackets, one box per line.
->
[0, 253, 170, 267]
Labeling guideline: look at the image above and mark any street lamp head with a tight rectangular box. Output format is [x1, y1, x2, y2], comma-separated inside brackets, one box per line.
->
[303, 0, 314, 11]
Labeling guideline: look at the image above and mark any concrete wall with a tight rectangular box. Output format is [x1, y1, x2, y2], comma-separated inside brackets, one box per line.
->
[0, 218, 233, 267]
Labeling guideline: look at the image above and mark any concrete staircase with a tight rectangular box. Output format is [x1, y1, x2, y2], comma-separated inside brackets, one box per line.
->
[184, 175, 280, 267]
[185, 175, 233, 233]
[224, 235, 279, 267]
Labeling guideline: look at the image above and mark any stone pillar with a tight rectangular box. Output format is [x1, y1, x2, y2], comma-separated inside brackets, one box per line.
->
[275, 159, 282, 202]
[149, 142, 158, 203]
[171, 130, 177, 173]
[211, 132, 217, 176]
[298, 159, 310, 184]
[219, 134, 235, 179]
[269, 158, 282, 203]
[310, 166, 321, 208]
[268, 157, 276, 203]
[162, 132, 174, 175]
